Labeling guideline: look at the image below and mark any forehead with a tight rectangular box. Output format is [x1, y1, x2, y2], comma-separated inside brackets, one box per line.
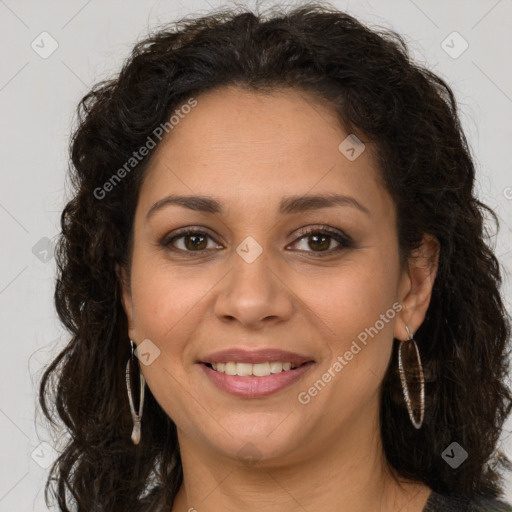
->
[137, 86, 391, 219]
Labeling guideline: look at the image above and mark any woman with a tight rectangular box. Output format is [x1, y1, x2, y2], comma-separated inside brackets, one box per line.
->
[39, 3, 512, 511]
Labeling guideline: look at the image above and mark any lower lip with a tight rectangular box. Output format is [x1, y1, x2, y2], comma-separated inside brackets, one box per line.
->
[199, 362, 315, 398]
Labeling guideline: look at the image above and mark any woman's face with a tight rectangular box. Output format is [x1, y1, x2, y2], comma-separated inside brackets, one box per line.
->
[120, 86, 434, 467]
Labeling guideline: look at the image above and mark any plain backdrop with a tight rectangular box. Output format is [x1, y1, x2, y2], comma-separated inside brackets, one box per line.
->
[1, 0, 511, 510]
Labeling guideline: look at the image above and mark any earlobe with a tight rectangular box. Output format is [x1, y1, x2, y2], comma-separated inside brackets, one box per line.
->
[394, 234, 440, 341]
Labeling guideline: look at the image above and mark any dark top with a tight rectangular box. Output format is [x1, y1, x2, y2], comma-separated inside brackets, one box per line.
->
[423, 490, 512, 511]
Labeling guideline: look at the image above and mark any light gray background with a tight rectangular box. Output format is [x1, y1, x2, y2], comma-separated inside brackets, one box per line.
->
[1, 0, 511, 510]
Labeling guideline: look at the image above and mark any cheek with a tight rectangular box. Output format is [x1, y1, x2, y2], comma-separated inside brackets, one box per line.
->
[127, 256, 213, 422]
[127, 253, 203, 386]
[129, 248, 214, 339]
[291, 270, 399, 434]
[299, 249, 400, 397]
[297, 249, 399, 342]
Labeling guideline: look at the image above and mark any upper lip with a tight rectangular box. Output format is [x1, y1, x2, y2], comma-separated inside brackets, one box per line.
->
[199, 349, 314, 366]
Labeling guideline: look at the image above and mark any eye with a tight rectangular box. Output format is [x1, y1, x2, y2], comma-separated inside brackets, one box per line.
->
[160, 225, 353, 257]
[162, 228, 222, 253]
[289, 225, 353, 256]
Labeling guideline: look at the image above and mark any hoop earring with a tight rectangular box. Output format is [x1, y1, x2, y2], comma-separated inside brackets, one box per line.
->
[398, 326, 425, 429]
[125, 339, 146, 445]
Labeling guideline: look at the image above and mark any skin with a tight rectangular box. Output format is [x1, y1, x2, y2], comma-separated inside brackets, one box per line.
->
[119, 86, 439, 512]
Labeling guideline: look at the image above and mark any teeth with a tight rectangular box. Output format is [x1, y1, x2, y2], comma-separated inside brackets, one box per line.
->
[236, 362, 253, 377]
[209, 361, 298, 376]
[225, 362, 237, 375]
[270, 361, 283, 373]
[253, 362, 270, 377]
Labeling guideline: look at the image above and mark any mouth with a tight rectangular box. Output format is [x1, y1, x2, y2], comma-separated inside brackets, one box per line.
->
[202, 360, 310, 377]
[199, 360, 316, 398]
[197, 348, 315, 397]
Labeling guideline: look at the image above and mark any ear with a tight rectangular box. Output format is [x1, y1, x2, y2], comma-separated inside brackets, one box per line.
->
[394, 234, 440, 341]
[116, 263, 137, 341]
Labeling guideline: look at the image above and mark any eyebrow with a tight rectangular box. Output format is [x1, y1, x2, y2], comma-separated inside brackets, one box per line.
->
[146, 193, 370, 220]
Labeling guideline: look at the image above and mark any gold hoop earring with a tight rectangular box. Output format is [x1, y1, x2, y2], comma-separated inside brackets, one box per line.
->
[398, 326, 425, 429]
[125, 339, 146, 444]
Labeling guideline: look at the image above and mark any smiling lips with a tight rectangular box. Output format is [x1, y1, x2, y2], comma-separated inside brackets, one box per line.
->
[198, 348, 315, 398]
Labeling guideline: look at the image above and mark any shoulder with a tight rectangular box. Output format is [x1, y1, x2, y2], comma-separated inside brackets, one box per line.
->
[423, 490, 512, 512]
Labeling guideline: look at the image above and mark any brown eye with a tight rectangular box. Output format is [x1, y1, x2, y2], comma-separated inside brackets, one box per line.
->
[161, 225, 353, 257]
[182, 233, 208, 251]
[163, 229, 221, 252]
[306, 233, 333, 251]
[293, 232, 340, 253]
[289, 226, 354, 256]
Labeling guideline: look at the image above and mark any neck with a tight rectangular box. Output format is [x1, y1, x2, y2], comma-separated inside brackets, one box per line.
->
[170, 400, 431, 512]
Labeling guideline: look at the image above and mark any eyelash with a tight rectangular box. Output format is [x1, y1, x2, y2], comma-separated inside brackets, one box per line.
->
[160, 225, 354, 258]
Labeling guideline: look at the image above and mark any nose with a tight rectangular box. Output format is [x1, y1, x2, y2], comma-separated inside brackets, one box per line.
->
[213, 244, 295, 329]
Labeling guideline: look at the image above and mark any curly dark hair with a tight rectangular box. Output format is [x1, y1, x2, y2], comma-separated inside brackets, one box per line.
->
[39, 2, 512, 511]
